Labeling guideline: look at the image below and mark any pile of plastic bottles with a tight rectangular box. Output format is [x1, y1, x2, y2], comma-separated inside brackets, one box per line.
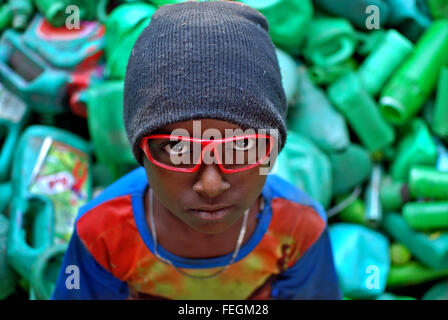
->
[0, 0, 447, 300]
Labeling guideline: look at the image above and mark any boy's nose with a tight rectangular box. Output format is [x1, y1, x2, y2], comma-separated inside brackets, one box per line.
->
[192, 164, 230, 198]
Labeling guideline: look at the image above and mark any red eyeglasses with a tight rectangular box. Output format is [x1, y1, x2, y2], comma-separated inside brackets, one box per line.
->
[139, 133, 275, 173]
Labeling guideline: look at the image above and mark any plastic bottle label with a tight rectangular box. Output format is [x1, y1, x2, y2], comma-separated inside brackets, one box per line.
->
[0, 83, 27, 123]
[29, 140, 89, 243]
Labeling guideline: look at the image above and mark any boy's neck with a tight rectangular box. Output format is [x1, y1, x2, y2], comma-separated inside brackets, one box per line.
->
[144, 187, 262, 259]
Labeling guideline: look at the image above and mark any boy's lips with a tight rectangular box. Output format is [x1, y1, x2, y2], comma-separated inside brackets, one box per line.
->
[186, 205, 235, 221]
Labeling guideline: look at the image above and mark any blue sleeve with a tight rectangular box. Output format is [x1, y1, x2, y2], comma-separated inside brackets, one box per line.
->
[51, 229, 130, 300]
[271, 228, 342, 300]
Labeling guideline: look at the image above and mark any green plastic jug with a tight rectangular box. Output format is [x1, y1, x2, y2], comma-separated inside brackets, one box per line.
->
[0, 214, 18, 300]
[9, 0, 32, 30]
[105, 2, 156, 79]
[390, 119, 438, 181]
[328, 71, 395, 153]
[86, 80, 138, 182]
[432, 66, 448, 138]
[303, 17, 357, 67]
[308, 58, 357, 86]
[380, 177, 409, 211]
[358, 29, 413, 97]
[428, 0, 448, 18]
[329, 223, 390, 299]
[23, 14, 105, 71]
[7, 125, 92, 281]
[390, 242, 412, 266]
[0, 2, 12, 32]
[422, 280, 448, 300]
[380, 19, 448, 126]
[288, 64, 350, 153]
[0, 82, 30, 181]
[33, 0, 97, 27]
[275, 48, 299, 106]
[329, 144, 372, 195]
[409, 165, 448, 200]
[272, 131, 332, 208]
[387, 261, 448, 287]
[313, 0, 390, 30]
[240, 0, 313, 53]
[0, 30, 70, 115]
[403, 201, 448, 231]
[382, 212, 448, 270]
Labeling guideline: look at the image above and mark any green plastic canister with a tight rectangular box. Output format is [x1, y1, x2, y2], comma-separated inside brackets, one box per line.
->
[432, 66, 448, 138]
[382, 212, 448, 270]
[105, 2, 156, 79]
[0, 82, 30, 181]
[0, 30, 70, 115]
[240, 0, 313, 53]
[303, 17, 357, 67]
[379, 19, 448, 126]
[7, 125, 92, 281]
[288, 64, 350, 153]
[0, 214, 18, 299]
[409, 165, 448, 200]
[33, 0, 97, 27]
[328, 71, 395, 153]
[390, 119, 438, 181]
[403, 201, 448, 231]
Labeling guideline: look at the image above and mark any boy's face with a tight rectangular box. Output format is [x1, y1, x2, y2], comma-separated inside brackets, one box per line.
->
[142, 119, 268, 234]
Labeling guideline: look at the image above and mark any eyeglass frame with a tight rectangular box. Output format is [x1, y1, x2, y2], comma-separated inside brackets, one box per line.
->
[139, 133, 276, 173]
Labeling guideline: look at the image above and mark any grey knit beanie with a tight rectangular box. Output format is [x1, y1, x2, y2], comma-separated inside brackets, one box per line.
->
[124, 1, 287, 165]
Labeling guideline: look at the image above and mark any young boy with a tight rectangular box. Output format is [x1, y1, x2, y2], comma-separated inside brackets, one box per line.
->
[52, 1, 342, 300]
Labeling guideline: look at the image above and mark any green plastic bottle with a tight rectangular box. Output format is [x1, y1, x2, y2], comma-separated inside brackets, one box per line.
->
[240, 0, 313, 53]
[403, 201, 448, 231]
[432, 66, 448, 138]
[23, 14, 105, 71]
[86, 80, 138, 182]
[7, 126, 92, 281]
[272, 131, 332, 208]
[428, 0, 448, 18]
[0, 30, 70, 115]
[329, 144, 372, 195]
[0, 214, 18, 300]
[9, 0, 33, 30]
[105, 2, 156, 79]
[358, 29, 413, 97]
[328, 71, 395, 152]
[409, 166, 448, 200]
[0, 82, 30, 181]
[288, 64, 350, 153]
[382, 212, 448, 270]
[33, 0, 98, 27]
[303, 17, 357, 67]
[380, 177, 409, 211]
[379, 20, 448, 126]
[390, 119, 438, 181]
[387, 261, 448, 287]
[275, 48, 299, 106]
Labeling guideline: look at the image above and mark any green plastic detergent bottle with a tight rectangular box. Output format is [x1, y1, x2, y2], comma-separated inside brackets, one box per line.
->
[288, 64, 350, 153]
[7, 125, 92, 287]
[86, 80, 138, 184]
[0, 214, 19, 300]
[0, 30, 70, 115]
[428, 0, 448, 18]
[329, 223, 390, 299]
[432, 66, 448, 139]
[33, 0, 97, 27]
[0, 2, 12, 32]
[387, 261, 448, 287]
[9, 0, 33, 30]
[22, 14, 105, 71]
[303, 16, 357, 68]
[358, 29, 413, 97]
[390, 119, 438, 181]
[0, 82, 30, 181]
[313, 0, 390, 30]
[105, 2, 156, 79]
[272, 131, 332, 209]
[382, 212, 448, 270]
[275, 48, 299, 106]
[240, 0, 313, 53]
[328, 71, 395, 153]
[379, 19, 448, 126]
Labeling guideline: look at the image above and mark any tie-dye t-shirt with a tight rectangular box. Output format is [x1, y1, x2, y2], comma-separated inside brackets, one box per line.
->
[52, 167, 341, 300]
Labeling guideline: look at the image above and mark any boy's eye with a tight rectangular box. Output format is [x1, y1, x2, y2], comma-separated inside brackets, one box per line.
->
[164, 141, 191, 155]
[231, 138, 256, 151]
